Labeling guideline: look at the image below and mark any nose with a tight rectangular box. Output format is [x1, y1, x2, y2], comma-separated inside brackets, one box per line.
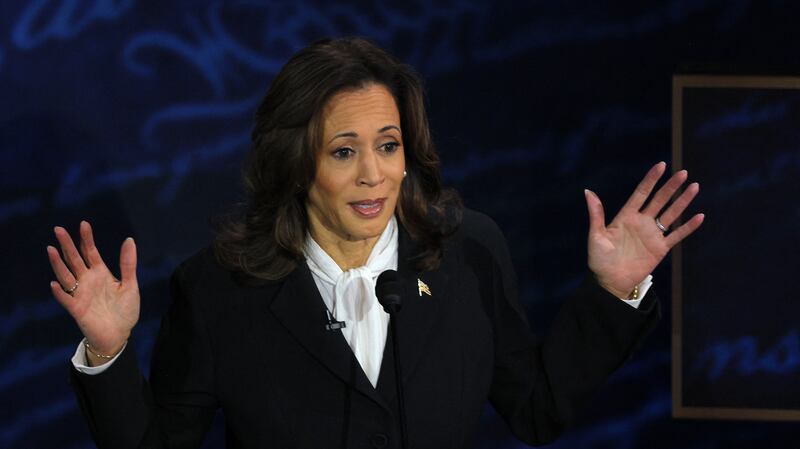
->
[357, 149, 384, 187]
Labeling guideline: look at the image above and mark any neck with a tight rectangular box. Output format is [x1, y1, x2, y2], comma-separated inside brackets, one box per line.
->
[307, 219, 381, 272]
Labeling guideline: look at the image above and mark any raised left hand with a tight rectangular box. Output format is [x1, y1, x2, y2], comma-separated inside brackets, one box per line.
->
[584, 162, 705, 299]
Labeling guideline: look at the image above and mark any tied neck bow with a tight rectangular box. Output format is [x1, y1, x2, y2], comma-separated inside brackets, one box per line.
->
[304, 215, 398, 387]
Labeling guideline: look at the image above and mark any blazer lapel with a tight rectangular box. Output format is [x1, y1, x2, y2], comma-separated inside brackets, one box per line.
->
[269, 262, 389, 410]
[377, 224, 451, 402]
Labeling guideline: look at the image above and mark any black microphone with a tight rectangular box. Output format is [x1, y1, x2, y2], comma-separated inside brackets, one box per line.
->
[324, 309, 346, 331]
[376, 270, 403, 314]
[375, 269, 408, 449]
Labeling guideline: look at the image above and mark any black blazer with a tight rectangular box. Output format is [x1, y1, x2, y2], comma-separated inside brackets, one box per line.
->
[70, 209, 659, 449]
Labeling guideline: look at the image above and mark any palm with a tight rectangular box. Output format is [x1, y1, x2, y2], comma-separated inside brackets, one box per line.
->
[69, 262, 139, 350]
[584, 162, 704, 299]
[589, 211, 667, 292]
[47, 221, 140, 354]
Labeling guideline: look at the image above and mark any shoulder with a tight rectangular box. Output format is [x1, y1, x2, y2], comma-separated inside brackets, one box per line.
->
[457, 208, 507, 248]
[173, 246, 226, 288]
[449, 207, 514, 271]
[171, 246, 281, 301]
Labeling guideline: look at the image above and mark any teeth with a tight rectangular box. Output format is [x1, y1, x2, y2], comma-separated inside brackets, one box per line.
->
[355, 203, 378, 209]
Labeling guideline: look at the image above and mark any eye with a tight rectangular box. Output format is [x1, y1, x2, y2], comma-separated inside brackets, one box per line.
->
[332, 147, 354, 160]
[380, 142, 400, 154]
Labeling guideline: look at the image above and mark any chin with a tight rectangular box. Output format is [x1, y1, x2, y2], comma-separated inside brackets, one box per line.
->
[348, 220, 388, 241]
[344, 210, 393, 240]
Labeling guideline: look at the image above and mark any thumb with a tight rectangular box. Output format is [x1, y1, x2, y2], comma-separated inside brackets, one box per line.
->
[584, 189, 606, 235]
[119, 237, 137, 286]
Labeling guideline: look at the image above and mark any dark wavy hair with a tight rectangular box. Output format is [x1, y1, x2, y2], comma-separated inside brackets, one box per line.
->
[213, 37, 462, 282]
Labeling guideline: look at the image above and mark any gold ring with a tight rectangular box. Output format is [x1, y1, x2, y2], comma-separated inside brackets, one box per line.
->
[64, 280, 79, 294]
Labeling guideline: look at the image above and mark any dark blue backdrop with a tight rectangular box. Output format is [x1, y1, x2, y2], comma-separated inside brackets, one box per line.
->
[2, 1, 799, 448]
[679, 84, 800, 416]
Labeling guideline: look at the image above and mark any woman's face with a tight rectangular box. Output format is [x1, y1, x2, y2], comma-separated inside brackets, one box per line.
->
[306, 83, 405, 244]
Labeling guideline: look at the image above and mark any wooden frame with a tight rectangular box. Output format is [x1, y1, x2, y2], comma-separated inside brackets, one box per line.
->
[672, 75, 800, 421]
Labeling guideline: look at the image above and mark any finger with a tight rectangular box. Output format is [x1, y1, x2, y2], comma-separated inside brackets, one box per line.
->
[641, 169, 688, 217]
[54, 226, 88, 277]
[79, 221, 106, 268]
[47, 245, 77, 288]
[119, 237, 138, 286]
[584, 189, 606, 234]
[665, 213, 705, 248]
[50, 280, 78, 315]
[657, 182, 699, 228]
[620, 162, 667, 214]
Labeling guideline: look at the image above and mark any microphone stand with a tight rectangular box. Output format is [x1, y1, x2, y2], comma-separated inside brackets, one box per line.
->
[375, 270, 408, 449]
[388, 312, 408, 449]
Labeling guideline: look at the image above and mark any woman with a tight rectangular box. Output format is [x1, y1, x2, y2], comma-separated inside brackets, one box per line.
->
[47, 37, 703, 448]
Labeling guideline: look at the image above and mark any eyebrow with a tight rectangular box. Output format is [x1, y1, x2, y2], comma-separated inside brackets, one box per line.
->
[328, 125, 401, 144]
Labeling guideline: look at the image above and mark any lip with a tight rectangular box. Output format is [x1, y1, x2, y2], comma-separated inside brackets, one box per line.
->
[348, 198, 387, 218]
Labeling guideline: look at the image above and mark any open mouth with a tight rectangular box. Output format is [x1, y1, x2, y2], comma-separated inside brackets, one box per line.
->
[349, 198, 386, 217]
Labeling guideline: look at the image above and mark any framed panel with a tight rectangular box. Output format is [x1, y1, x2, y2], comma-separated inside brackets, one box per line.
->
[672, 75, 800, 420]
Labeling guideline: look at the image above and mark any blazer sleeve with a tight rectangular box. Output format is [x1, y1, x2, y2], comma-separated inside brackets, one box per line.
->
[69, 260, 218, 449]
[461, 210, 660, 446]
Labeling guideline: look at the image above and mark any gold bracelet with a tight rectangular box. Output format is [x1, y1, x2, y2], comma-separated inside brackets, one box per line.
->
[84, 341, 120, 359]
[627, 284, 640, 300]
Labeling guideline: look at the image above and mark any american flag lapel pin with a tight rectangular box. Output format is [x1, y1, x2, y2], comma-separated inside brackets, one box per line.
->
[417, 278, 432, 297]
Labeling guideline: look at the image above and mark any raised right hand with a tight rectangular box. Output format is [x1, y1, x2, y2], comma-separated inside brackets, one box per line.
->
[47, 221, 140, 359]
